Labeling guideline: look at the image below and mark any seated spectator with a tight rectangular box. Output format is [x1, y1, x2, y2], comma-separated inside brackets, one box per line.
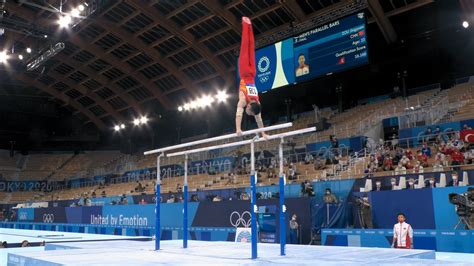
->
[167, 195, 175, 203]
[390, 177, 397, 190]
[101, 190, 106, 197]
[383, 156, 394, 171]
[405, 149, 414, 160]
[448, 172, 461, 187]
[304, 153, 313, 165]
[394, 163, 406, 175]
[451, 149, 464, 170]
[400, 155, 409, 168]
[412, 161, 424, 174]
[91, 191, 96, 198]
[314, 157, 326, 170]
[433, 162, 444, 172]
[421, 143, 432, 157]
[407, 178, 416, 189]
[135, 181, 145, 193]
[191, 194, 199, 202]
[119, 195, 128, 205]
[139, 198, 147, 205]
[416, 152, 429, 167]
[375, 180, 382, 191]
[463, 124, 472, 130]
[323, 188, 338, 204]
[21, 240, 29, 247]
[426, 177, 436, 188]
[288, 164, 297, 181]
[176, 183, 183, 194]
[435, 152, 448, 167]
[463, 148, 473, 163]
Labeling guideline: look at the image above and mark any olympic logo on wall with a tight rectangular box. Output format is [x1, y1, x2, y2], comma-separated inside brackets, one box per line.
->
[259, 76, 270, 83]
[19, 212, 27, 221]
[257, 56, 270, 73]
[230, 211, 251, 228]
[43, 214, 54, 223]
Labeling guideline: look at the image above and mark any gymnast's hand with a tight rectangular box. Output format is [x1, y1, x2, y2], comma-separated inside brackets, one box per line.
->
[261, 132, 269, 140]
[236, 129, 243, 136]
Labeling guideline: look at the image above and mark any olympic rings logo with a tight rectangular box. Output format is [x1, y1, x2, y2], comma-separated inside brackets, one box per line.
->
[259, 76, 269, 83]
[43, 214, 54, 223]
[230, 211, 251, 228]
[258, 56, 270, 73]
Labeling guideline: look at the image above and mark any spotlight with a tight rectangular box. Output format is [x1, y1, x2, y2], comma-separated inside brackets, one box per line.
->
[190, 100, 198, 109]
[216, 91, 228, 102]
[462, 21, 469, 29]
[71, 8, 80, 17]
[140, 116, 148, 124]
[78, 4, 85, 11]
[0, 51, 8, 63]
[178, 106, 183, 112]
[26, 48, 32, 54]
[133, 118, 140, 126]
[183, 103, 191, 111]
[58, 15, 72, 28]
[44, 34, 48, 39]
[114, 125, 120, 132]
[18, 54, 23, 60]
[120, 124, 125, 129]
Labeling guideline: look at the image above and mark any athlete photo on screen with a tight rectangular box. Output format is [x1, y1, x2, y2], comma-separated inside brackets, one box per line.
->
[295, 53, 310, 77]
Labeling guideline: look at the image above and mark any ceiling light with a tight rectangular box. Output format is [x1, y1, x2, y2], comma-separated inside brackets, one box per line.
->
[18, 54, 23, 60]
[71, 8, 80, 17]
[44, 35, 48, 39]
[78, 4, 85, 11]
[190, 100, 198, 109]
[26, 48, 32, 54]
[58, 15, 72, 28]
[140, 116, 148, 124]
[133, 119, 140, 126]
[114, 125, 120, 132]
[183, 103, 191, 111]
[216, 91, 228, 102]
[178, 106, 183, 112]
[462, 21, 469, 29]
[0, 51, 8, 63]
[120, 124, 125, 129]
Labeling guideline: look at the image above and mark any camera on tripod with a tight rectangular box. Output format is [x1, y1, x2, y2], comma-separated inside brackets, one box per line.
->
[448, 187, 474, 229]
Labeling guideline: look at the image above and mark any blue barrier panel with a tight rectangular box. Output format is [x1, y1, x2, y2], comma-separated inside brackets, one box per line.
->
[322, 229, 474, 253]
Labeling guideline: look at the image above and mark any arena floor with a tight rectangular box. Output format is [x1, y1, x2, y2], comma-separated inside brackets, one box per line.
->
[1, 229, 473, 265]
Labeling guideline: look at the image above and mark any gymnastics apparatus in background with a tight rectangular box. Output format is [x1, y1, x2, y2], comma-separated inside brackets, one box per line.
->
[144, 123, 316, 259]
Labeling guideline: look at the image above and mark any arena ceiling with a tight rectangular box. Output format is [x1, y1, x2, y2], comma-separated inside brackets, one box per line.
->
[0, 0, 468, 132]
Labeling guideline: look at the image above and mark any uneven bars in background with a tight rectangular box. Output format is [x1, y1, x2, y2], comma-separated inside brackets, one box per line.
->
[143, 122, 293, 155]
[166, 127, 316, 158]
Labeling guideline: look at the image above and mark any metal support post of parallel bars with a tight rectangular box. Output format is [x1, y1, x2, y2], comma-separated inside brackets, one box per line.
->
[183, 153, 188, 249]
[250, 138, 258, 259]
[155, 153, 164, 251]
[279, 137, 286, 256]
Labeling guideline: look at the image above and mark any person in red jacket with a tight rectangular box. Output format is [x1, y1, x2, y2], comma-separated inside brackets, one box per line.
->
[235, 17, 268, 138]
[392, 213, 413, 249]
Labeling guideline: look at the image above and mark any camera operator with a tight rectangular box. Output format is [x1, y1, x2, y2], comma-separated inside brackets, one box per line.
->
[355, 196, 373, 228]
[301, 180, 315, 197]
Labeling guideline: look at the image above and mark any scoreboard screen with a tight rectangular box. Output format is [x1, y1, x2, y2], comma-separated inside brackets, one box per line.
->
[239, 12, 369, 92]
[293, 12, 368, 82]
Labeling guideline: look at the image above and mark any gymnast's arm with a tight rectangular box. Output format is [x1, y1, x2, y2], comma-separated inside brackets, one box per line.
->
[235, 91, 247, 135]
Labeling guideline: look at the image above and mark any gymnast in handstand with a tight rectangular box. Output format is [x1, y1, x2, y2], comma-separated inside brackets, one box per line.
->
[235, 17, 269, 139]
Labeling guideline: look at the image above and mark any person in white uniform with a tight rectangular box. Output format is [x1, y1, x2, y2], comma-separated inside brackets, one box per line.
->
[392, 213, 414, 249]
